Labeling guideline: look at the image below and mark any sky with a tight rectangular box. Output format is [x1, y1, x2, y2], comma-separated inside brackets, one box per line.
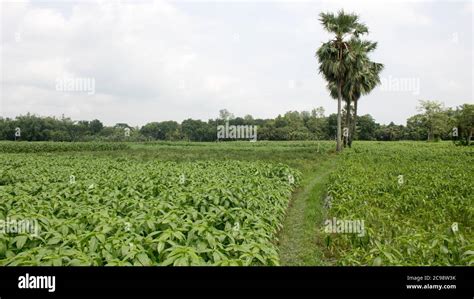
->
[0, 0, 472, 126]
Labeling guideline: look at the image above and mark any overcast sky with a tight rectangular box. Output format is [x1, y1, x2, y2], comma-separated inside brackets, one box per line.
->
[1, 0, 472, 126]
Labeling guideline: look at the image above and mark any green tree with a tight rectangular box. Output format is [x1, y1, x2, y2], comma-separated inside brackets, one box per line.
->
[140, 121, 181, 140]
[316, 10, 369, 152]
[375, 122, 404, 141]
[453, 104, 474, 145]
[219, 109, 234, 122]
[327, 39, 383, 147]
[405, 114, 428, 140]
[356, 114, 378, 140]
[306, 107, 328, 140]
[417, 100, 450, 141]
[89, 119, 104, 135]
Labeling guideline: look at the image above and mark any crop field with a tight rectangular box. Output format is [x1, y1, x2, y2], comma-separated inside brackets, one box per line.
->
[323, 142, 474, 265]
[0, 141, 130, 153]
[0, 154, 301, 266]
[0, 141, 472, 266]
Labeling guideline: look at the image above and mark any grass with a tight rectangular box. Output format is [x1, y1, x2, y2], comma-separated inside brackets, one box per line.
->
[277, 156, 338, 265]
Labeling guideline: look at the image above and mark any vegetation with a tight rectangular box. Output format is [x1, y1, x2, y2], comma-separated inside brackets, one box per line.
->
[0, 6, 471, 269]
[0, 142, 129, 153]
[0, 154, 301, 266]
[322, 142, 473, 265]
[0, 140, 471, 266]
[1, 102, 471, 144]
[316, 10, 383, 151]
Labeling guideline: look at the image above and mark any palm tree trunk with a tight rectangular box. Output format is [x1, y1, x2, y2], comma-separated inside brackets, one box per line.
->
[336, 81, 343, 152]
[349, 98, 358, 147]
[344, 99, 351, 148]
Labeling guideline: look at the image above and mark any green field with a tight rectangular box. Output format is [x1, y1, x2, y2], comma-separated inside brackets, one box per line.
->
[0, 141, 472, 265]
[324, 142, 473, 265]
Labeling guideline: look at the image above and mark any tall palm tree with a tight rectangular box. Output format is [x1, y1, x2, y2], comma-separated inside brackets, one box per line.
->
[326, 38, 383, 148]
[316, 10, 368, 152]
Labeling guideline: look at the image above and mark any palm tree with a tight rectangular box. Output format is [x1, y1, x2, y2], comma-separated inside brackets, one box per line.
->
[316, 10, 368, 152]
[326, 38, 383, 148]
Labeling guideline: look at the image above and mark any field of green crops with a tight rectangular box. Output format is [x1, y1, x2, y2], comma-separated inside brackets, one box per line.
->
[323, 142, 474, 265]
[0, 141, 472, 266]
[0, 154, 301, 265]
[0, 141, 129, 153]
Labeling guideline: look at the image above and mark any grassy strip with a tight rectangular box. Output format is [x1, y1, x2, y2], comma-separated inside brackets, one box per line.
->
[278, 156, 338, 266]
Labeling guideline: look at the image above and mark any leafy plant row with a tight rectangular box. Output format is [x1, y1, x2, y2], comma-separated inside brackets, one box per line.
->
[323, 142, 473, 265]
[0, 155, 300, 266]
[0, 142, 130, 153]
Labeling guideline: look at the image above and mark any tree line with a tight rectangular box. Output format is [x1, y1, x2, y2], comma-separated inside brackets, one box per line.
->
[0, 102, 472, 144]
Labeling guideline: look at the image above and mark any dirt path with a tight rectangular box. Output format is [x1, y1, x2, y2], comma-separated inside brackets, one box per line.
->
[278, 157, 337, 266]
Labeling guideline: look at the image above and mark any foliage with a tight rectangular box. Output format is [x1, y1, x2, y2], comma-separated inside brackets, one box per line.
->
[0, 154, 301, 266]
[417, 100, 452, 141]
[323, 142, 474, 265]
[1, 103, 472, 143]
[0, 142, 129, 153]
[316, 10, 379, 152]
[452, 104, 474, 146]
[140, 121, 181, 141]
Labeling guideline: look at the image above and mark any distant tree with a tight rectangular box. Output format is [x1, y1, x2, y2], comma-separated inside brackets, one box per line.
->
[181, 119, 199, 141]
[326, 113, 338, 140]
[140, 122, 162, 140]
[160, 121, 181, 140]
[243, 114, 255, 124]
[356, 114, 378, 140]
[76, 121, 91, 138]
[14, 114, 49, 141]
[89, 119, 104, 134]
[231, 117, 246, 126]
[140, 121, 180, 141]
[219, 109, 234, 121]
[258, 120, 276, 140]
[375, 122, 404, 141]
[453, 104, 474, 145]
[306, 107, 328, 140]
[405, 114, 428, 140]
[0, 117, 15, 140]
[417, 100, 450, 141]
[311, 107, 325, 118]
